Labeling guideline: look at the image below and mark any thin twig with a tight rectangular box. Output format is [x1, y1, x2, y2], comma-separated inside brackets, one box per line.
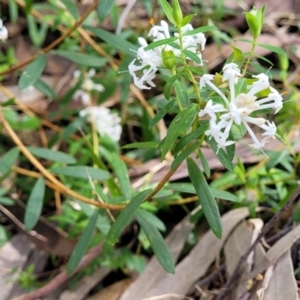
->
[216, 185, 300, 300]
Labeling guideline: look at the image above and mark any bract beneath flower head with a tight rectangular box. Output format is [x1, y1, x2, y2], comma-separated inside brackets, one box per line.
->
[198, 63, 284, 153]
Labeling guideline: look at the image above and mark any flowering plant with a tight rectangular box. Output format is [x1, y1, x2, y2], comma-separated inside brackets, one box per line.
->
[127, 1, 286, 240]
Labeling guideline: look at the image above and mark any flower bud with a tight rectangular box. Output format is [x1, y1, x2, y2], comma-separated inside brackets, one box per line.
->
[172, 0, 183, 26]
[162, 49, 176, 70]
[244, 6, 265, 39]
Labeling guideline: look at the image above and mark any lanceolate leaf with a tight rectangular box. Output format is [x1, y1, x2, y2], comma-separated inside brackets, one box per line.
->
[106, 189, 152, 246]
[24, 177, 45, 231]
[67, 211, 98, 274]
[257, 43, 287, 57]
[171, 141, 201, 170]
[207, 137, 234, 172]
[161, 104, 199, 159]
[174, 122, 209, 155]
[158, 0, 175, 25]
[27, 147, 76, 164]
[183, 26, 217, 36]
[145, 37, 178, 51]
[136, 210, 175, 273]
[174, 81, 189, 108]
[187, 158, 222, 238]
[52, 50, 106, 67]
[122, 141, 160, 149]
[51, 166, 111, 181]
[97, 0, 116, 19]
[18, 53, 46, 90]
[0, 148, 19, 176]
[110, 153, 131, 200]
[149, 98, 176, 128]
[84, 26, 138, 56]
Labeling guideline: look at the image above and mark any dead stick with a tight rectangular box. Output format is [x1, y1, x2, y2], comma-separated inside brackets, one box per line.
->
[20, 243, 103, 300]
[216, 185, 300, 300]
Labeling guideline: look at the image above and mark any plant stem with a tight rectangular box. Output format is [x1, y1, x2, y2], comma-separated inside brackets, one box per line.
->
[242, 37, 257, 77]
[177, 27, 203, 107]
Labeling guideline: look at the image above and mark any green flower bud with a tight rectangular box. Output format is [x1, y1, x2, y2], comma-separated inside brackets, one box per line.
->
[245, 6, 265, 38]
[162, 49, 176, 70]
[172, 0, 183, 26]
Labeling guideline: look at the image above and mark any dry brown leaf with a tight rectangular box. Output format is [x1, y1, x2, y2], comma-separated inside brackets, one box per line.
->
[86, 279, 133, 300]
[0, 200, 77, 256]
[259, 250, 297, 300]
[121, 208, 249, 300]
[120, 215, 194, 300]
[246, 224, 300, 286]
[0, 234, 33, 300]
[58, 267, 111, 300]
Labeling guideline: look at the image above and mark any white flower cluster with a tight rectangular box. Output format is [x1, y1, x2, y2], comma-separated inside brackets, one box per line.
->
[0, 19, 8, 40]
[80, 106, 122, 142]
[74, 69, 104, 105]
[129, 21, 206, 90]
[199, 63, 283, 153]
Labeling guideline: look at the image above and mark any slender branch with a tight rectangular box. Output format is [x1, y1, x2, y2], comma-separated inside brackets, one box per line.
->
[216, 185, 300, 300]
[20, 243, 103, 300]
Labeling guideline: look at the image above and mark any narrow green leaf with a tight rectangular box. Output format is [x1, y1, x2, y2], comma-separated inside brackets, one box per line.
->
[158, 0, 175, 24]
[97, 0, 116, 19]
[52, 50, 106, 67]
[110, 153, 131, 200]
[226, 132, 235, 162]
[257, 43, 287, 57]
[0, 197, 14, 205]
[187, 157, 222, 238]
[136, 209, 166, 231]
[60, 0, 79, 18]
[18, 53, 46, 90]
[122, 141, 159, 149]
[78, 202, 111, 234]
[149, 98, 176, 129]
[84, 26, 138, 56]
[174, 81, 189, 108]
[180, 14, 196, 27]
[183, 26, 217, 36]
[206, 137, 234, 172]
[198, 149, 210, 177]
[209, 188, 240, 202]
[106, 189, 152, 246]
[27, 147, 77, 164]
[67, 211, 98, 274]
[161, 104, 199, 159]
[226, 46, 245, 68]
[165, 183, 239, 202]
[171, 141, 201, 170]
[0, 148, 19, 176]
[33, 78, 58, 100]
[174, 123, 208, 156]
[145, 37, 178, 51]
[51, 166, 111, 181]
[164, 71, 184, 100]
[136, 210, 175, 273]
[24, 177, 45, 231]
[183, 49, 201, 64]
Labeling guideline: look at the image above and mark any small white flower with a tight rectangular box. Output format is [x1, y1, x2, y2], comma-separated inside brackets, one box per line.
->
[129, 20, 207, 89]
[73, 69, 104, 104]
[80, 106, 122, 142]
[0, 19, 8, 40]
[199, 64, 284, 152]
